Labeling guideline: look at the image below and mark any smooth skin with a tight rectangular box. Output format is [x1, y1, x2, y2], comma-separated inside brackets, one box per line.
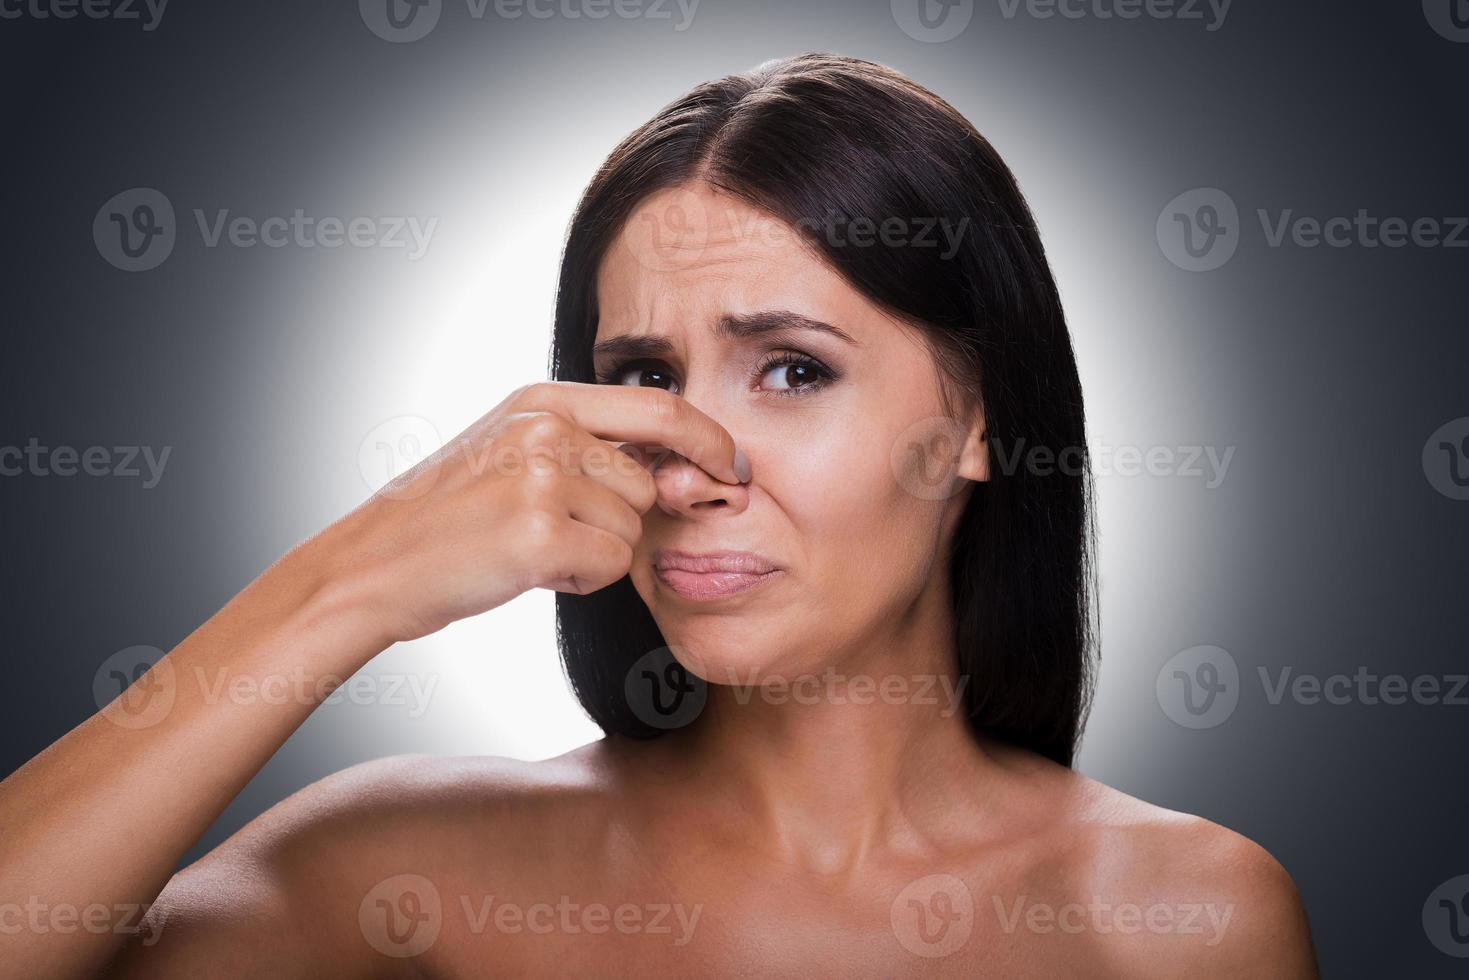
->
[0, 182, 1318, 978]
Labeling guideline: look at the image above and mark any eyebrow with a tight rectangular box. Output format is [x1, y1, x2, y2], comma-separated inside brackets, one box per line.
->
[592, 310, 860, 364]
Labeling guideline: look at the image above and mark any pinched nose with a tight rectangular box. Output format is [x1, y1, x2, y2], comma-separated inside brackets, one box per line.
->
[651, 450, 750, 518]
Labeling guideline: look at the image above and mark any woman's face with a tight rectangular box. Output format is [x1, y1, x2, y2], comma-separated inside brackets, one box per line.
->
[595, 181, 985, 686]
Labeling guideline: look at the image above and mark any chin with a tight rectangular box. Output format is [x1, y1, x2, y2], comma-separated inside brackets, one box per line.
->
[662, 619, 844, 690]
[632, 564, 845, 686]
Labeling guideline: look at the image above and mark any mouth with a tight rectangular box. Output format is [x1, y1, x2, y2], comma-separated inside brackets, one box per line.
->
[652, 549, 785, 601]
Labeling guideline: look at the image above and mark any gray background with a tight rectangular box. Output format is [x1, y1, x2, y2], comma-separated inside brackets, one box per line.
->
[2, 0, 1467, 975]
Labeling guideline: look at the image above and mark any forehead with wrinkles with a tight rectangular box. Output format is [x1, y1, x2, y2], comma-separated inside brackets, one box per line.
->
[595, 183, 889, 344]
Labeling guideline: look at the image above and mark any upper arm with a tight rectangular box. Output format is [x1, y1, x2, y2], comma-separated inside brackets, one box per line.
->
[106, 852, 344, 980]
[1100, 818, 1319, 979]
[1196, 831, 1318, 979]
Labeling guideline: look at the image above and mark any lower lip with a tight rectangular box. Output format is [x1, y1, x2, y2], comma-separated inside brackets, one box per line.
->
[655, 567, 784, 601]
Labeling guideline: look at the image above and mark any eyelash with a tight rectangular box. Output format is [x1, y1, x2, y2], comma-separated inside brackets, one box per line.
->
[595, 350, 838, 399]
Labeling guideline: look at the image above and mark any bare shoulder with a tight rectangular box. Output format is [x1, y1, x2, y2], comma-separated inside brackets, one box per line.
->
[982, 741, 1319, 978]
[118, 745, 622, 977]
[200, 743, 631, 886]
[223, 744, 617, 852]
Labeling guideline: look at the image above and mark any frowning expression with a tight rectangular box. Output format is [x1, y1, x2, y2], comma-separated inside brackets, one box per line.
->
[594, 181, 985, 683]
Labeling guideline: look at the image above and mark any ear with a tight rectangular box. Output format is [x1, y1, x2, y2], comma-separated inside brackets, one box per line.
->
[954, 408, 989, 483]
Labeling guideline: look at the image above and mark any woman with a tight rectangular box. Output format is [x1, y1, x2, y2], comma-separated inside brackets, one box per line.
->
[0, 53, 1318, 977]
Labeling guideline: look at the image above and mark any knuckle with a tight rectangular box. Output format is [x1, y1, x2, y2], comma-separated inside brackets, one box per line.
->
[515, 410, 571, 447]
[510, 381, 550, 408]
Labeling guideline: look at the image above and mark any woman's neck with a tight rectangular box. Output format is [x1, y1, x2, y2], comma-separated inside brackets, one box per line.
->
[662, 572, 997, 877]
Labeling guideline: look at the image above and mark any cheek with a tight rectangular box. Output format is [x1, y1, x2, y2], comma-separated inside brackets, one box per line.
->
[756, 409, 943, 575]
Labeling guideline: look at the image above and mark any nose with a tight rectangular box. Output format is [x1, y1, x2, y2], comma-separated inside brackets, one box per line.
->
[649, 449, 750, 519]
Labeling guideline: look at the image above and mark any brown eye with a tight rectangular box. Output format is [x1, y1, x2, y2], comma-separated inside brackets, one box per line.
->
[603, 361, 680, 393]
[755, 351, 836, 397]
[760, 361, 817, 392]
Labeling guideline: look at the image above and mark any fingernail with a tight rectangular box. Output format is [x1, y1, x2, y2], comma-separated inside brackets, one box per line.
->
[732, 445, 752, 483]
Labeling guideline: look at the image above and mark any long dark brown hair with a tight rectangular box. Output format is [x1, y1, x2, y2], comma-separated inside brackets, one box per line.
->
[549, 53, 1097, 767]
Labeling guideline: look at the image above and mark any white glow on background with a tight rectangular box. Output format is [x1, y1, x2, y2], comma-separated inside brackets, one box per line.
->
[258, 104, 622, 761]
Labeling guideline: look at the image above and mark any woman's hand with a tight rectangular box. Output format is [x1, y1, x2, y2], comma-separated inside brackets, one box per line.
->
[316, 380, 749, 644]
[0, 379, 745, 980]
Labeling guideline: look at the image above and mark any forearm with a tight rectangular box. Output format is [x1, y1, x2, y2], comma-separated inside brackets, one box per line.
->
[0, 532, 390, 980]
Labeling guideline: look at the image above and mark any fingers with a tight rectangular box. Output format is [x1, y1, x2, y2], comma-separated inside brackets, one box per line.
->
[522, 418, 659, 516]
[530, 519, 636, 595]
[514, 381, 747, 486]
[563, 477, 645, 549]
